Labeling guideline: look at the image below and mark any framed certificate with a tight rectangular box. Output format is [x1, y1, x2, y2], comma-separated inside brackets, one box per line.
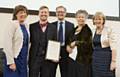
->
[46, 40, 60, 61]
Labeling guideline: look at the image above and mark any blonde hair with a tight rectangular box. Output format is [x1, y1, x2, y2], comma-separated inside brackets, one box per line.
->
[92, 12, 106, 25]
[39, 6, 49, 11]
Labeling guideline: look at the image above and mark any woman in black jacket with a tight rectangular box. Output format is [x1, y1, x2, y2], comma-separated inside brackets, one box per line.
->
[67, 10, 93, 77]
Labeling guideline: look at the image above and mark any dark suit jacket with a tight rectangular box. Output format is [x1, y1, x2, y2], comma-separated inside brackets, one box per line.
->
[52, 21, 74, 58]
[29, 21, 57, 67]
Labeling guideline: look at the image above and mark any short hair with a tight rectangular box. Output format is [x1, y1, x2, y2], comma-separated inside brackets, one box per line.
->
[12, 5, 28, 20]
[56, 6, 67, 12]
[39, 6, 49, 11]
[75, 10, 88, 18]
[92, 12, 106, 25]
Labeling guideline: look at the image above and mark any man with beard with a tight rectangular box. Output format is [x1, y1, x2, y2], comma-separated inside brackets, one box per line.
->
[29, 6, 57, 77]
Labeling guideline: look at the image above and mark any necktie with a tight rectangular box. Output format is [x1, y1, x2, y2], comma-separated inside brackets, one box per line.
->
[58, 22, 63, 44]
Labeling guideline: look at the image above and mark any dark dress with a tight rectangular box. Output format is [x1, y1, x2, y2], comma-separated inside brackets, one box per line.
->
[92, 33, 115, 77]
[3, 24, 29, 77]
[68, 24, 93, 77]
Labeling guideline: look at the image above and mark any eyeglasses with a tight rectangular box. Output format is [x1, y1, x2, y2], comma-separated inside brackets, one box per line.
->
[56, 11, 66, 13]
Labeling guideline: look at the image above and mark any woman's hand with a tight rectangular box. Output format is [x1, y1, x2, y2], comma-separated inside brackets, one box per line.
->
[66, 45, 73, 53]
[70, 41, 76, 48]
[66, 41, 76, 53]
[110, 61, 116, 71]
[9, 63, 16, 71]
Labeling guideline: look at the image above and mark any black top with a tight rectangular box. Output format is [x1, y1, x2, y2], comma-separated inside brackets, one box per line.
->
[71, 24, 93, 64]
[93, 33, 101, 48]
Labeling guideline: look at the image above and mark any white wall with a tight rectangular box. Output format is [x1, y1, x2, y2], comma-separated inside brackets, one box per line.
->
[0, 13, 120, 77]
[0, 13, 120, 48]
[0, 0, 119, 17]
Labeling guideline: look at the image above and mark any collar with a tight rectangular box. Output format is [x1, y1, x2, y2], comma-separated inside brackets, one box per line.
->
[39, 22, 48, 27]
[58, 20, 65, 24]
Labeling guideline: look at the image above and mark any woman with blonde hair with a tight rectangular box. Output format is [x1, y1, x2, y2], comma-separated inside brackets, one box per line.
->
[92, 12, 116, 77]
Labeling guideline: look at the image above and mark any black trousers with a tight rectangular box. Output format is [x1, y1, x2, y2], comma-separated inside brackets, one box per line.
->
[47, 58, 68, 77]
[0, 72, 3, 77]
[52, 46, 69, 77]
[59, 58, 68, 77]
[29, 59, 57, 77]
[29, 46, 69, 77]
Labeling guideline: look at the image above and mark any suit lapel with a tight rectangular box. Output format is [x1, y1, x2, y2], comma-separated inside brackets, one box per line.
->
[47, 23, 57, 41]
[54, 21, 58, 29]
[35, 22, 42, 42]
[65, 21, 68, 42]
[54, 21, 58, 40]
[47, 23, 55, 40]
[47, 23, 51, 40]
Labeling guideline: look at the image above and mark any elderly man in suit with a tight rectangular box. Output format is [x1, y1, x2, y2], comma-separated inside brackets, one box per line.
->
[52, 6, 74, 77]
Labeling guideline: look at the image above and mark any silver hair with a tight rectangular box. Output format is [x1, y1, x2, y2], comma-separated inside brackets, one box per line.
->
[75, 10, 88, 18]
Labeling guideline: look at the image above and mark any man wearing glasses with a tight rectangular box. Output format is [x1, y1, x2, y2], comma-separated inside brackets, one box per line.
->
[52, 6, 74, 77]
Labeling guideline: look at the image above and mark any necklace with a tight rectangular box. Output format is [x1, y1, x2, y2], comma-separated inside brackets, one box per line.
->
[96, 28, 103, 34]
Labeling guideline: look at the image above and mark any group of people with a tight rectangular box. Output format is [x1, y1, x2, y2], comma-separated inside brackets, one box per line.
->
[2, 4, 118, 77]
